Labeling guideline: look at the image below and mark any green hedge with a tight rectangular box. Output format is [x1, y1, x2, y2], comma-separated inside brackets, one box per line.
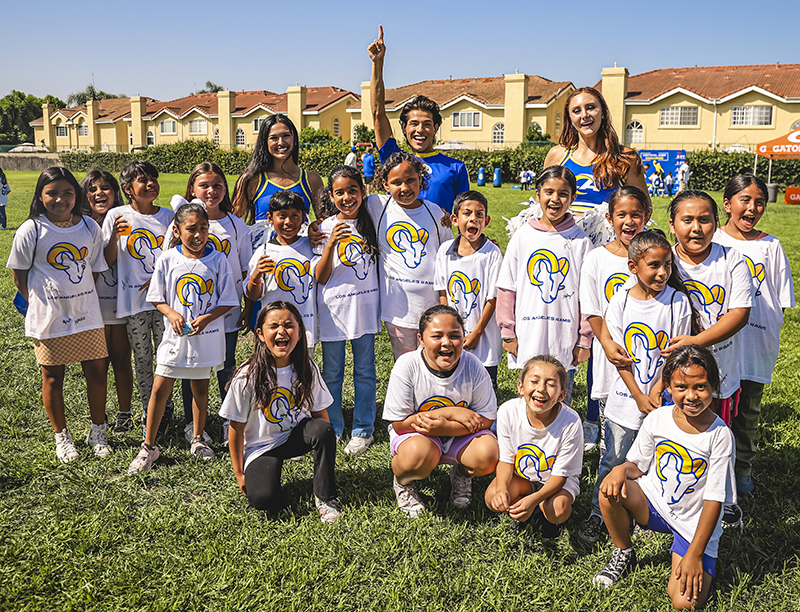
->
[60, 139, 352, 178]
[687, 150, 800, 191]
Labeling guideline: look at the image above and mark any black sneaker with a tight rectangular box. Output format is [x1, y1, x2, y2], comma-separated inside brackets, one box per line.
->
[578, 514, 606, 543]
[721, 503, 743, 531]
[593, 547, 637, 588]
[141, 409, 173, 440]
[113, 412, 134, 434]
[532, 506, 563, 540]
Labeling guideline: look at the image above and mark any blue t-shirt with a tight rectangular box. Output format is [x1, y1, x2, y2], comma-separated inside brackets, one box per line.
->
[378, 137, 470, 213]
[362, 153, 376, 178]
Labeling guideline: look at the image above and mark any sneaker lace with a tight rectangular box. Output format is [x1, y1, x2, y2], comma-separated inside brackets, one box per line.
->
[607, 548, 630, 576]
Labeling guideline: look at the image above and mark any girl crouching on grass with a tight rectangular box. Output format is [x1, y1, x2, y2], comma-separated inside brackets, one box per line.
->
[220, 301, 341, 523]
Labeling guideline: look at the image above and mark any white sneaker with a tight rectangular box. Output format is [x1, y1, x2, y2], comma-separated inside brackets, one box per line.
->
[315, 497, 342, 524]
[449, 465, 473, 508]
[55, 429, 79, 463]
[85, 422, 112, 457]
[583, 421, 599, 452]
[183, 423, 212, 445]
[190, 436, 215, 460]
[344, 435, 374, 456]
[393, 476, 426, 518]
[128, 443, 160, 474]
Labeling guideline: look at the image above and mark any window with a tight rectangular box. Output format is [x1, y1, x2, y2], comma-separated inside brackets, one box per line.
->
[253, 118, 266, 133]
[352, 124, 362, 142]
[625, 120, 644, 144]
[77, 124, 89, 137]
[235, 128, 245, 146]
[452, 111, 481, 128]
[332, 118, 340, 137]
[146, 130, 155, 146]
[731, 105, 773, 127]
[793, 120, 800, 131]
[660, 106, 699, 126]
[214, 129, 220, 144]
[159, 120, 177, 134]
[492, 123, 505, 145]
[555, 113, 561, 135]
[56, 125, 67, 137]
[189, 119, 207, 134]
[528, 122, 543, 133]
[129, 132, 133, 146]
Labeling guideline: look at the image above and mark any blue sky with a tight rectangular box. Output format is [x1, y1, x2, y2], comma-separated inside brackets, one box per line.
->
[2, 0, 797, 103]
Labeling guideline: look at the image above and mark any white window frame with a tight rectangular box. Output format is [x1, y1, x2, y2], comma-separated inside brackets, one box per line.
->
[146, 130, 155, 146]
[555, 113, 562, 135]
[528, 121, 543, 134]
[253, 118, 266, 133]
[731, 105, 773, 127]
[660, 106, 699, 127]
[332, 117, 340, 137]
[159, 120, 177, 134]
[625, 120, 644, 144]
[56, 125, 67, 137]
[492, 123, 505, 145]
[214, 129, 220, 144]
[189, 119, 207, 134]
[452, 111, 481, 129]
[77, 124, 89, 137]
[235, 128, 245, 147]
[129, 132, 133, 146]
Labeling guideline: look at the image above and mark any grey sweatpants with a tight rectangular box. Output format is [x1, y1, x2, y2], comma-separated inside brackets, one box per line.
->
[125, 309, 174, 415]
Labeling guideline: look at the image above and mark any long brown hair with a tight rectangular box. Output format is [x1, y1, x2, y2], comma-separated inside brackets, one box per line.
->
[559, 86, 642, 190]
[234, 301, 316, 414]
[185, 162, 233, 214]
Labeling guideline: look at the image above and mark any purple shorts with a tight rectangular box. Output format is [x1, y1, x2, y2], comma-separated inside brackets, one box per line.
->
[390, 430, 496, 465]
[639, 498, 718, 577]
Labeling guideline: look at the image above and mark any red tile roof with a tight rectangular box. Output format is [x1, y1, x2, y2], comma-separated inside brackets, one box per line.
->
[30, 87, 358, 125]
[596, 63, 800, 102]
[352, 75, 572, 110]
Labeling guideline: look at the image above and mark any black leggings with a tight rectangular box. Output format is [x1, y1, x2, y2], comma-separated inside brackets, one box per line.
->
[244, 417, 337, 513]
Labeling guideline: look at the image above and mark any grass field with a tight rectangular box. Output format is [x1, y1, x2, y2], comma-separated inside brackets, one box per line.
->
[0, 170, 799, 611]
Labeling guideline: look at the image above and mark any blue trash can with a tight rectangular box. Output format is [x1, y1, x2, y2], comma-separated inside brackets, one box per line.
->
[477, 167, 486, 186]
[493, 168, 502, 188]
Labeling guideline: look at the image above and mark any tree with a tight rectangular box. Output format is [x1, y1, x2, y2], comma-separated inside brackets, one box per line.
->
[526, 123, 551, 142]
[65, 84, 124, 107]
[195, 81, 224, 94]
[0, 90, 66, 144]
[354, 124, 375, 145]
[299, 126, 335, 144]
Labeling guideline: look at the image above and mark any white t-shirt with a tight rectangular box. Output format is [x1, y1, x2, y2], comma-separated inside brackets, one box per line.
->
[7, 216, 107, 339]
[714, 229, 795, 384]
[146, 246, 239, 369]
[382, 350, 497, 453]
[674, 243, 753, 399]
[605, 287, 692, 430]
[165, 213, 252, 333]
[496, 397, 583, 500]
[219, 363, 333, 471]
[496, 222, 594, 370]
[434, 236, 503, 366]
[366, 194, 448, 328]
[579, 245, 634, 399]
[247, 237, 317, 348]
[313, 216, 381, 342]
[627, 406, 736, 559]
[102, 205, 174, 318]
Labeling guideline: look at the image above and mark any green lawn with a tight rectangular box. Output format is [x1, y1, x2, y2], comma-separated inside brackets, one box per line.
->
[1, 171, 799, 611]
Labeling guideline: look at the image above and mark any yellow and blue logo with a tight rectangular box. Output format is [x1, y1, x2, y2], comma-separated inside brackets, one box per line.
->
[743, 255, 765, 297]
[604, 272, 629, 302]
[386, 221, 429, 268]
[418, 396, 468, 412]
[208, 233, 231, 256]
[47, 242, 88, 284]
[655, 440, 707, 504]
[337, 236, 370, 280]
[684, 279, 726, 323]
[527, 249, 570, 303]
[176, 273, 215, 319]
[274, 258, 313, 304]
[127, 228, 164, 274]
[624, 322, 669, 385]
[514, 444, 555, 482]
[262, 387, 298, 432]
[447, 271, 481, 318]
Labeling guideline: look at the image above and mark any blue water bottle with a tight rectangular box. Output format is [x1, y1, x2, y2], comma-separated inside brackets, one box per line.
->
[477, 167, 485, 186]
[493, 168, 502, 188]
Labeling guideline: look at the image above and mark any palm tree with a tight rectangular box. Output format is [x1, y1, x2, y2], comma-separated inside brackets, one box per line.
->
[66, 84, 124, 108]
[195, 81, 224, 94]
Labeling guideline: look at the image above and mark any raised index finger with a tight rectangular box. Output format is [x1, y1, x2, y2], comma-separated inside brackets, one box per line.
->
[378, 24, 384, 42]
